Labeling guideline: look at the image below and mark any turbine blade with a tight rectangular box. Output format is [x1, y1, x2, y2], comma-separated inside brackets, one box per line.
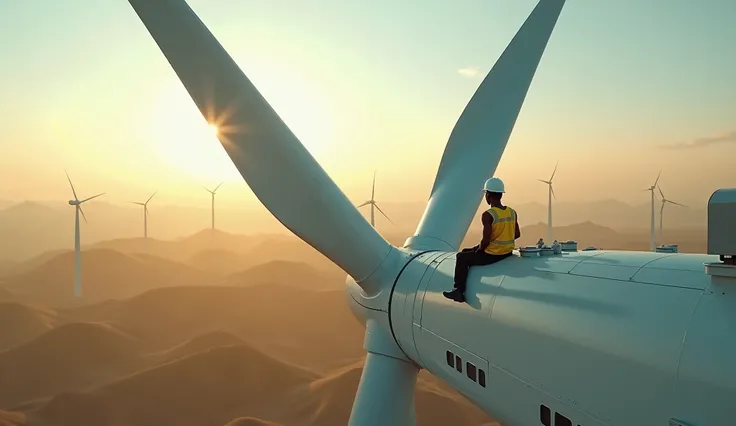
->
[146, 190, 157, 204]
[128, 0, 393, 284]
[80, 193, 105, 203]
[538, 179, 551, 184]
[409, 0, 566, 250]
[78, 205, 88, 224]
[213, 181, 224, 193]
[371, 170, 376, 201]
[356, 201, 371, 208]
[375, 204, 394, 225]
[551, 185, 556, 199]
[668, 200, 687, 207]
[657, 185, 664, 199]
[203, 186, 214, 194]
[653, 170, 661, 187]
[64, 170, 79, 200]
[132, 202, 145, 205]
[550, 160, 558, 181]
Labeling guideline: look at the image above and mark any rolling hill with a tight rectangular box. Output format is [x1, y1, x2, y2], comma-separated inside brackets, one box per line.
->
[0, 302, 59, 350]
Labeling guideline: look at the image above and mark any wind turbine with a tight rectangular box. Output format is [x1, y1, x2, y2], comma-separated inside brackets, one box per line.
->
[132, 191, 156, 239]
[357, 171, 393, 227]
[128, 0, 566, 423]
[657, 184, 686, 245]
[644, 171, 661, 251]
[537, 161, 558, 243]
[65, 171, 104, 298]
[204, 182, 223, 231]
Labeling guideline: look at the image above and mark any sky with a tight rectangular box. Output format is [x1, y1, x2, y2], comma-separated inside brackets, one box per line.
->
[0, 0, 734, 213]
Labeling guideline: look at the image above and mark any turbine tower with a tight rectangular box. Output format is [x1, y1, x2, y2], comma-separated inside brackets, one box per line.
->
[537, 161, 558, 243]
[357, 171, 393, 227]
[204, 182, 223, 231]
[128, 0, 566, 423]
[65, 171, 104, 298]
[644, 171, 661, 251]
[132, 191, 157, 239]
[657, 184, 685, 245]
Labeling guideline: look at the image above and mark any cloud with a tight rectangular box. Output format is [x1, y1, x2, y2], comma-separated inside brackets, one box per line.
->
[662, 131, 736, 150]
[457, 66, 482, 78]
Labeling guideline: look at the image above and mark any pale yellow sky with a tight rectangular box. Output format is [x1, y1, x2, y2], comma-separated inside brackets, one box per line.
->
[0, 0, 734, 212]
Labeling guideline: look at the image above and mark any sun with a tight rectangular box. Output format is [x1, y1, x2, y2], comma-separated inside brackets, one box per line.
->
[208, 124, 219, 137]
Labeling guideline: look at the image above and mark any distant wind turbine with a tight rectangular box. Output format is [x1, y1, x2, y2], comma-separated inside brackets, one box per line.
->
[537, 161, 558, 243]
[205, 182, 223, 230]
[357, 171, 393, 227]
[644, 171, 661, 251]
[65, 170, 104, 298]
[132, 191, 157, 239]
[657, 184, 686, 245]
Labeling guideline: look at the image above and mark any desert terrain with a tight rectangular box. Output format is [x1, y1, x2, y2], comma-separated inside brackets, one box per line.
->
[0, 211, 708, 425]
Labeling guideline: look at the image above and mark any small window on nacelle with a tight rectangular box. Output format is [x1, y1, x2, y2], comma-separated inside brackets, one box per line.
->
[466, 362, 477, 382]
[554, 412, 572, 426]
[446, 351, 454, 368]
[540, 405, 551, 426]
[478, 369, 486, 388]
[455, 355, 462, 373]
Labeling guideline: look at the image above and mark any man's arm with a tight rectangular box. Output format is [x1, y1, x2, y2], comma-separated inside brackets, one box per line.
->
[514, 213, 521, 239]
[477, 212, 494, 252]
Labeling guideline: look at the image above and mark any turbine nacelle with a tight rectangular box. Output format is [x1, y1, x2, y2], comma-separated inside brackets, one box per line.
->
[68, 200, 79, 206]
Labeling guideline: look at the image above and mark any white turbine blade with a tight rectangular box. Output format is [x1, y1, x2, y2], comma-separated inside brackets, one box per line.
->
[78, 205, 88, 224]
[146, 190, 157, 204]
[356, 201, 371, 208]
[375, 203, 394, 225]
[128, 0, 393, 283]
[132, 202, 145, 206]
[549, 160, 558, 181]
[667, 200, 687, 207]
[653, 170, 661, 188]
[64, 170, 79, 200]
[657, 184, 665, 199]
[408, 0, 566, 250]
[80, 192, 105, 203]
[203, 186, 214, 194]
[213, 181, 224, 193]
[538, 179, 551, 184]
[550, 185, 556, 199]
[371, 170, 376, 201]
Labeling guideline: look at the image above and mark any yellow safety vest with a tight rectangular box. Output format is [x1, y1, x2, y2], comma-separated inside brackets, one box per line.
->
[484, 206, 517, 255]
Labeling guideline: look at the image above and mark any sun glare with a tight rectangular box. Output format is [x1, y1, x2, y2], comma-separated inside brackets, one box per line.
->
[208, 124, 219, 137]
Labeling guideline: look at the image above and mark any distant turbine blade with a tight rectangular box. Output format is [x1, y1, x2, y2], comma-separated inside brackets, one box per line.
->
[128, 0, 393, 285]
[213, 181, 224, 193]
[65, 170, 79, 200]
[550, 185, 556, 199]
[657, 185, 664, 199]
[550, 160, 558, 181]
[407, 0, 567, 251]
[538, 179, 551, 184]
[356, 201, 371, 208]
[653, 170, 661, 188]
[78, 205, 88, 224]
[146, 190, 157, 204]
[80, 193, 105, 203]
[668, 200, 687, 207]
[375, 204, 394, 225]
[371, 171, 376, 201]
[132, 202, 145, 205]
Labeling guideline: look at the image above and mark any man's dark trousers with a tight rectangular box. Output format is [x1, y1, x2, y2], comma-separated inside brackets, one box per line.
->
[453, 250, 512, 293]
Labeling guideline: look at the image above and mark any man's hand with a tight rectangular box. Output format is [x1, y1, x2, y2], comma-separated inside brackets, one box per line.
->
[474, 245, 484, 253]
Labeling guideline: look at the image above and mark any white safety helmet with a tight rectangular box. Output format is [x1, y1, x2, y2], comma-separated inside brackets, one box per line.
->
[483, 177, 505, 193]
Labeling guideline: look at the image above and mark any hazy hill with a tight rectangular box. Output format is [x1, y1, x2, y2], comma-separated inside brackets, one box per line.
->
[33, 345, 317, 426]
[0, 302, 59, 350]
[0, 322, 144, 408]
[2, 249, 208, 307]
[222, 260, 345, 290]
[62, 283, 365, 371]
[224, 418, 282, 426]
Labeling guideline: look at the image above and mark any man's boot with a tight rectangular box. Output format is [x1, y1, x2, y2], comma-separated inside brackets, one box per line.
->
[443, 288, 465, 303]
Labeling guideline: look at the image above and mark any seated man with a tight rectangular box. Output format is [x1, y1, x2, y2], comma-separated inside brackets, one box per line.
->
[443, 177, 521, 303]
